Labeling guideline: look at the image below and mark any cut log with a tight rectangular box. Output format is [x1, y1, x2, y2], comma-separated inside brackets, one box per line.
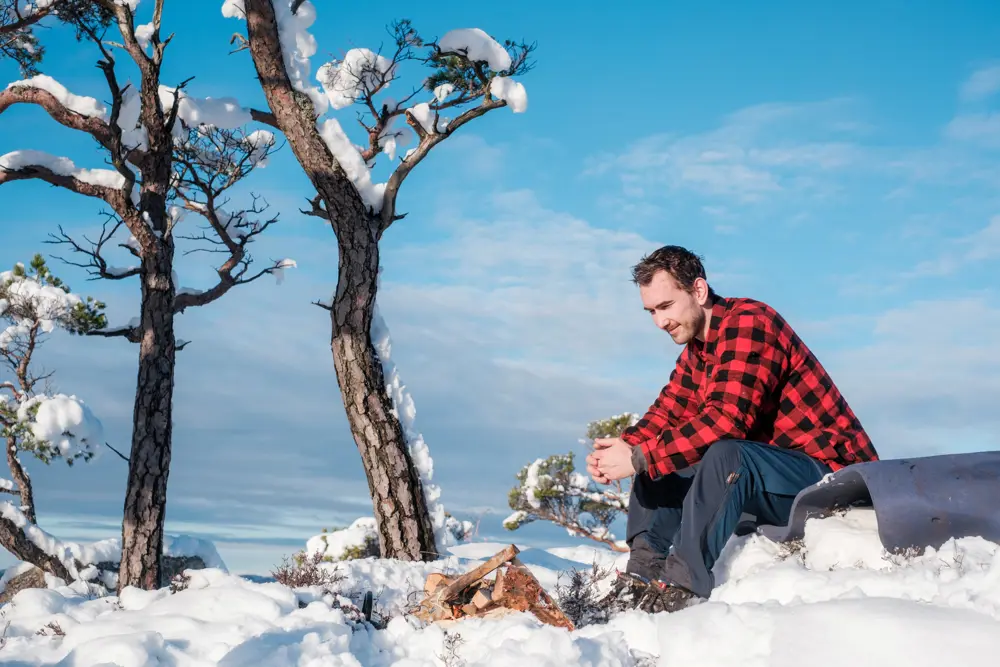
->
[493, 568, 506, 601]
[435, 544, 518, 602]
[411, 544, 573, 630]
[472, 588, 493, 609]
[424, 573, 452, 595]
[500, 559, 575, 631]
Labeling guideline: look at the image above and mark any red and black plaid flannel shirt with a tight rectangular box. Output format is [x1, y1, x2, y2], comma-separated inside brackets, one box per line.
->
[622, 296, 878, 479]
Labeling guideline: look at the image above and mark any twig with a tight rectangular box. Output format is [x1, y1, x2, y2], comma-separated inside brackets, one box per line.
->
[104, 441, 129, 463]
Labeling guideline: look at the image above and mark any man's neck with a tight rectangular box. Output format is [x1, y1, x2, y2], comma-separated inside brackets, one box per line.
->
[696, 295, 717, 342]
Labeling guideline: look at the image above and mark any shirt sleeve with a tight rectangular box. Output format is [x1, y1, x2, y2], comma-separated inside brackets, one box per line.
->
[621, 346, 699, 467]
[634, 313, 787, 479]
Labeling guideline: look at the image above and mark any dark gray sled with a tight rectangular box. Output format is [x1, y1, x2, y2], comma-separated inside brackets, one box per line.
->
[757, 450, 1000, 552]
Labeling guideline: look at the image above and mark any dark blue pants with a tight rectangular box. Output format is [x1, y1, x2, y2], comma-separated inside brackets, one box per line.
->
[624, 439, 831, 598]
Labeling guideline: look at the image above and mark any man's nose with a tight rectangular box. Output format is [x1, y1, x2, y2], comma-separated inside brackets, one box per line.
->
[654, 313, 672, 330]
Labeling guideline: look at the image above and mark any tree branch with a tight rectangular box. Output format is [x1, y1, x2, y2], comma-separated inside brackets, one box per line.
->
[44, 218, 142, 282]
[104, 441, 129, 463]
[0, 86, 143, 166]
[0, 162, 126, 208]
[0, 381, 21, 401]
[0, 506, 73, 581]
[379, 98, 505, 232]
[173, 258, 288, 313]
[86, 324, 141, 343]
[168, 125, 284, 313]
[0, 1, 61, 37]
[101, 0, 151, 70]
[249, 107, 278, 128]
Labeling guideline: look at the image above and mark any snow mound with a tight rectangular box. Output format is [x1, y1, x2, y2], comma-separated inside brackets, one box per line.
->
[305, 517, 378, 561]
[0, 534, 227, 599]
[0, 511, 998, 665]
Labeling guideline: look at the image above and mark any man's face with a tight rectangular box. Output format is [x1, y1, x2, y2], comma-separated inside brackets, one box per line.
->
[639, 270, 706, 344]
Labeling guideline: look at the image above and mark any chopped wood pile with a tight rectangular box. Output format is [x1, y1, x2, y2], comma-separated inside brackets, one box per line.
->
[412, 544, 574, 630]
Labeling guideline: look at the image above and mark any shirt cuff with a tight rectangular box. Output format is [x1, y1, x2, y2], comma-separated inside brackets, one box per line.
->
[630, 442, 649, 474]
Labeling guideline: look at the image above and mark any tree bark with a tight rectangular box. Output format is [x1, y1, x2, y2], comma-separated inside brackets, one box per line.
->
[6, 434, 35, 524]
[332, 227, 437, 560]
[117, 244, 176, 592]
[244, 0, 437, 560]
[0, 514, 72, 582]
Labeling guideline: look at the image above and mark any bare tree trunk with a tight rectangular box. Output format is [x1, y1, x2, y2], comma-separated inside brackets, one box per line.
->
[332, 227, 437, 560]
[118, 247, 175, 591]
[6, 434, 35, 524]
[244, 0, 437, 561]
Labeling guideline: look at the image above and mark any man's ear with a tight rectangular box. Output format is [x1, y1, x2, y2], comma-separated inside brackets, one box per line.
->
[693, 277, 711, 306]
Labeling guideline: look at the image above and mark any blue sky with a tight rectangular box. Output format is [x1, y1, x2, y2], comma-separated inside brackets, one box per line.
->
[1, 0, 999, 574]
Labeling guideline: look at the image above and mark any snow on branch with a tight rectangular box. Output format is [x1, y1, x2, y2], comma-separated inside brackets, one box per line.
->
[0, 149, 135, 206]
[230, 2, 534, 230]
[13, 393, 103, 464]
[0, 256, 108, 353]
[1, 256, 106, 534]
[316, 19, 536, 230]
[504, 414, 638, 552]
[504, 453, 628, 552]
[0, 78, 125, 156]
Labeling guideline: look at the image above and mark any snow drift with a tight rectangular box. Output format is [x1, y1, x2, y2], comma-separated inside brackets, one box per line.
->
[0, 509, 997, 666]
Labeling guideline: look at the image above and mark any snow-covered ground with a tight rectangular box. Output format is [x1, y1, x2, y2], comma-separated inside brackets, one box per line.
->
[0, 509, 998, 666]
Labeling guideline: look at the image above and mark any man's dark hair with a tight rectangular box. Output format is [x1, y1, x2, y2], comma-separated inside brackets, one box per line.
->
[631, 245, 714, 296]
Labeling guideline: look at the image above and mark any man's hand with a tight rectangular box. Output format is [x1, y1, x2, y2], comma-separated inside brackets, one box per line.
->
[588, 437, 636, 482]
[586, 444, 610, 485]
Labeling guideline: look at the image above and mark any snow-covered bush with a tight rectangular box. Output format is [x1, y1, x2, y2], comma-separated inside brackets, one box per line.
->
[306, 518, 381, 563]
[303, 515, 475, 564]
[504, 414, 638, 551]
[0, 256, 108, 581]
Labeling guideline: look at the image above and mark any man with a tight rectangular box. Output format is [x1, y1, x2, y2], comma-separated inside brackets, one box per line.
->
[588, 245, 878, 613]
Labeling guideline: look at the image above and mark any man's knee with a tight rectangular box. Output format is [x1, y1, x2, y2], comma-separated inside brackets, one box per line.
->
[699, 439, 746, 472]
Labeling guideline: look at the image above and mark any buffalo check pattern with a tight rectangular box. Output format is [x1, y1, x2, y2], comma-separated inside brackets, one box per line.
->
[622, 297, 879, 480]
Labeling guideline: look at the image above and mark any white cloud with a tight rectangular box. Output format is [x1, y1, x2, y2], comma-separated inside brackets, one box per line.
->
[960, 63, 1000, 102]
[827, 296, 1000, 457]
[701, 205, 730, 218]
[381, 189, 676, 375]
[945, 113, 1000, 149]
[904, 215, 1000, 277]
[432, 133, 507, 177]
[584, 99, 866, 205]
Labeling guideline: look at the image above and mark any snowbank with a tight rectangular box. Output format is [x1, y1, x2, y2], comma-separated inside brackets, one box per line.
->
[0, 510, 998, 665]
[0, 534, 227, 598]
[305, 517, 378, 561]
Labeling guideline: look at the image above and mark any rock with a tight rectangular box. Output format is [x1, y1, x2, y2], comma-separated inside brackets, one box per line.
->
[0, 567, 46, 605]
[159, 555, 207, 589]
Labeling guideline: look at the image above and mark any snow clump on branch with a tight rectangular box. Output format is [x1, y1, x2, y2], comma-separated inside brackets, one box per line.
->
[437, 28, 512, 70]
[318, 48, 397, 110]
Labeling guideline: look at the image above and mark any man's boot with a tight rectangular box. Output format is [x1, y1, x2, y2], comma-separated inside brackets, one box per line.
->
[597, 536, 665, 611]
[633, 578, 697, 614]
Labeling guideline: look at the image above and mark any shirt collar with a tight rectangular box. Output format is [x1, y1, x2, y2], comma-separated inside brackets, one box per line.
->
[690, 295, 728, 360]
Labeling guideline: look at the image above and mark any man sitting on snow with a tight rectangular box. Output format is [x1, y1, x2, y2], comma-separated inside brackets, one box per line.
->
[587, 245, 878, 613]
